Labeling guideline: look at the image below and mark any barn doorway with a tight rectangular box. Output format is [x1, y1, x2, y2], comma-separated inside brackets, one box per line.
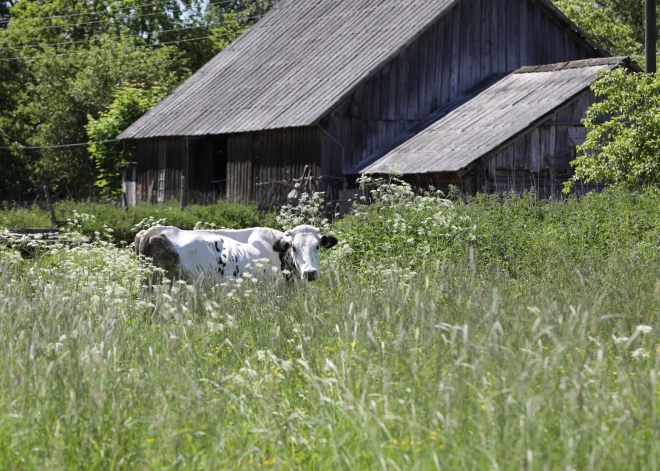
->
[188, 136, 228, 203]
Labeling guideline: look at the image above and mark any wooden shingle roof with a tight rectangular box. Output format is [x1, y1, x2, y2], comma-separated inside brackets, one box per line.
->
[352, 57, 636, 175]
[119, 0, 607, 139]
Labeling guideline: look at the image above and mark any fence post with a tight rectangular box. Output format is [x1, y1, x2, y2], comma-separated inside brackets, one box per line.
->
[44, 185, 57, 227]
[180, 175, 186, 210]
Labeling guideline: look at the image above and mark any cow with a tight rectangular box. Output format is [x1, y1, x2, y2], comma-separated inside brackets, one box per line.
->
[134, 224, 338, 284]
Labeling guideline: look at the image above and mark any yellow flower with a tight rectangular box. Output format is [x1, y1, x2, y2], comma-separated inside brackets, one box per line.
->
[146, 437, 156, 444]
[481, 404, 487, 411]
[248, 459, 254, 465]
[392, 439, 399, 445]
[230, 404, 236, 410]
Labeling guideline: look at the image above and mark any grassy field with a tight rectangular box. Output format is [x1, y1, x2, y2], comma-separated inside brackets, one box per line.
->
[1, 182, 660, 469]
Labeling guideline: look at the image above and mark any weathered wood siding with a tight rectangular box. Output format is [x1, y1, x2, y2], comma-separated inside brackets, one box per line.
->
[397, 171, 484, 195]
[322, 0, 599, 175]
[227, 127, 321, 204]
[483, 90, 599, 195]
[135, 137, 229, 204]
[135, 138, 185, 204]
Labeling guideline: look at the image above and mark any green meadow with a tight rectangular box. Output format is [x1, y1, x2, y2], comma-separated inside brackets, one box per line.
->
[1, 181, 660, 470]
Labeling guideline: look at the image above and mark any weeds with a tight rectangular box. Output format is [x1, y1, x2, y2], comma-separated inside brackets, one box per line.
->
[1, 184, 660, 469]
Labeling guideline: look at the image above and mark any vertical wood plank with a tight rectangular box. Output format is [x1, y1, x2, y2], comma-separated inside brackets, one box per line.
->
[397, 49, 409, 119]
[372, 72, 381, 121]
[514, 136, 527, 170]
[418, 28, 430, 116]
[541, 7, 551, 64]
[470, 0, 481, 89]
[380, 65, 390, 121]
[496, 0, 507, 73]
[426, 23, 438, 112]
[408, 40, 420, 120]
[519, 0, 528, 64]
[549, 125, 557, 161]
[441, 12, 452, 105]
[540, 125, 550, 170]
[529, 128, 540, 172]
[450, 4, 461, 97]
[507, 0, 520, 70]
[436, 13, 446, 106]
[363, 80, 373, 122]
[459, 1, 470, 91]
[532, 6, 542, 65]
[481, 0, 492, 79]
[388, 58, 398, 120]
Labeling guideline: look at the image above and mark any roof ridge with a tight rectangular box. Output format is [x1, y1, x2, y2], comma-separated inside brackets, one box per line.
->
[515, 57, 639, 74]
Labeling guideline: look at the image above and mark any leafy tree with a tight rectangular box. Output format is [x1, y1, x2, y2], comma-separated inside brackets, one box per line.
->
[0, 0, 274, 198]
[565, 68, 660, 191]
[0, 40, 191, 196]
[555, 0, 644, 60]
[86, 84, 169, 196]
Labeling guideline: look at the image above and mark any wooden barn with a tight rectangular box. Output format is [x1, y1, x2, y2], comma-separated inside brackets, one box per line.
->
[352, 57, 641, 194]
[118, 0, 628, 205]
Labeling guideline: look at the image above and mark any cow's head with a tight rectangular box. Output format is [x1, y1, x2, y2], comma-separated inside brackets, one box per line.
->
[273, 225, 338, 281]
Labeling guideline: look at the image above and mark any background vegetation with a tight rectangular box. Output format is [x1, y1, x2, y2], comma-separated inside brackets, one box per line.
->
[0, 0, 274, 199]
[0, 199, 276, 241]
[1, 183, 660, 469]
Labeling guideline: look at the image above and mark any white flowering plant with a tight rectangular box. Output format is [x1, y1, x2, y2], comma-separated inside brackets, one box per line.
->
[326, 174, 476, 273]
[277, 192, 330, 231]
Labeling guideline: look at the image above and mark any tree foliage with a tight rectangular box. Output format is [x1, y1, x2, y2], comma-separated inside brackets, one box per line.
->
[554, 0, 644, 60]
[0, 0, 273, 198]
[566, 68, 660, 191]
[86, 84, 169, 196]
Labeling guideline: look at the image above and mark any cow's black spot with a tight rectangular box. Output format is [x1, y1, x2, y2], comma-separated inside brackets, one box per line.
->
[279, 251, 296, 280]
[321, 235, 339, 249]
[273, 238, 291, 253]
[233, 265, 240, 277]
[216, 244, 229, 276]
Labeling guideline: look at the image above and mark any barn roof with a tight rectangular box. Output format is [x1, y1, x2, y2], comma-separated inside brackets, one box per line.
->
[351, 57, 636, 175]
[119, 0, 607, 140]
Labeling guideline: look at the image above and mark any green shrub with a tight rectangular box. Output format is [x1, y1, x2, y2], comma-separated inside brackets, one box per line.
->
[329, 180, 660, 280]
[0, 200, 277, 241]
[0, 205, 51, 229]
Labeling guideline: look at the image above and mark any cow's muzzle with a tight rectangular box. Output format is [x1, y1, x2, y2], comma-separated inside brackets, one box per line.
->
[303, 269, 319, 281]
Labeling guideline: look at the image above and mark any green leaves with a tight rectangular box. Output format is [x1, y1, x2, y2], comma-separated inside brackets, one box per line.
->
[86, 84, 169, 197]
[555, 0, 644, 59]
[0, 0, 272, 198]
[566, 68, 660, 191]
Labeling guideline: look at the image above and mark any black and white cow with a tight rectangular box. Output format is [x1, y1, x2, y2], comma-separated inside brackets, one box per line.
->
[135, 224, 338, 283]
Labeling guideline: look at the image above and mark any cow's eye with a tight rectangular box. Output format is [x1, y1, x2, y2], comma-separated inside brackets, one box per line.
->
[315, 245, 320, 251]
[292, 246, 297, 253]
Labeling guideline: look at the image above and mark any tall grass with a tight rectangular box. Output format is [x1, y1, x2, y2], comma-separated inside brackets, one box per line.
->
[1, 184, 660, 469]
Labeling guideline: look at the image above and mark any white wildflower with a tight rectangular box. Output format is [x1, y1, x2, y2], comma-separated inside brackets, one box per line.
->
[632, 348, 649, 359]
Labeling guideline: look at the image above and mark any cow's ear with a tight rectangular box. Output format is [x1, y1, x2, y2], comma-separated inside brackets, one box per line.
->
[273, 238, 291, 253]
[321, 235, 338, 249]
